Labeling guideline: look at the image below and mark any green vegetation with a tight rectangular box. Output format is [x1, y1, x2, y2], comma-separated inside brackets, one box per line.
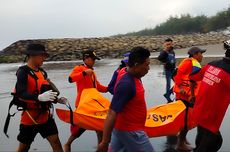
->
[0, 55, 23, 63]
[117, 7, 230, 36]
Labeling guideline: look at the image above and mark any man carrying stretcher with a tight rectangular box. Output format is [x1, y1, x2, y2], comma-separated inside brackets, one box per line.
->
[173, 47, 205, 151]
[64, 49, 108, 152]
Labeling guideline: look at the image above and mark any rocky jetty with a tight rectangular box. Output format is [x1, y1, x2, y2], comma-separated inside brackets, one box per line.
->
[0, 32, 229, 63]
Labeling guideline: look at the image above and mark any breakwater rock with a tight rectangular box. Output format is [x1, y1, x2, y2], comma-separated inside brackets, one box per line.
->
[0, 32, 229, 63]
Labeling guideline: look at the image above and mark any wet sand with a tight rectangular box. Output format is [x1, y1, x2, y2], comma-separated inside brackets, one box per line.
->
[0, 45, 230, 151]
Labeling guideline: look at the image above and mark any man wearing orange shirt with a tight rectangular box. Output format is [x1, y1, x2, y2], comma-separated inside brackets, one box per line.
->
[64, 49, 108, 152]
[173, 47, 206, 151]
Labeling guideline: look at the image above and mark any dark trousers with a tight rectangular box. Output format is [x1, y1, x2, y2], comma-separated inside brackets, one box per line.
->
[178, 100, 190, 142]
[164, 69, 174, 101]
[194, 126, 223, 152]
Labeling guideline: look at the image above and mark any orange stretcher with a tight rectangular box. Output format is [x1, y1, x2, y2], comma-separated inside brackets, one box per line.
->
[56, 88, 197, 137]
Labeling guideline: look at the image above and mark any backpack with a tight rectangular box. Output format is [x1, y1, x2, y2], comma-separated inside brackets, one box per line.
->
[3, 65, 49, 137]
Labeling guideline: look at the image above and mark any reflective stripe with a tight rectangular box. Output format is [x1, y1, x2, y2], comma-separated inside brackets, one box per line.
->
[25, 110, 39, 125]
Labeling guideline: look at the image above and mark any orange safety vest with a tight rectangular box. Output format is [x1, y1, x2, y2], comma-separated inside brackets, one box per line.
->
[173, 58, 201, 101]
[17, 67, 51, 125]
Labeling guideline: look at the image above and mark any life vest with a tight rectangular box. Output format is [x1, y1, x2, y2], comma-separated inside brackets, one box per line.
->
[4, 65, 55, 137]
[173, 58, 201, 101]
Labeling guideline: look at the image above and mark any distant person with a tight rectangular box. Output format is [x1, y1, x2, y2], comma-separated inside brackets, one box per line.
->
[15, 44, 63, 152]
[108, 52, 130, 95]
[190, 40, 230, 152]
[173, 47, 206, 151]
[97, 47, 155, 152]
[158, 38, 176, 102]
[64, 49, 108, 152]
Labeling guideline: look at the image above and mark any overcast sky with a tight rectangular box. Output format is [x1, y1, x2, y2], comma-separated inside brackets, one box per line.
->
[0, 0, 229, 50]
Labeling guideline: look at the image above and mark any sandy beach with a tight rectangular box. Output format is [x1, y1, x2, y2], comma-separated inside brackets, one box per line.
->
[0, 44, 229, 151]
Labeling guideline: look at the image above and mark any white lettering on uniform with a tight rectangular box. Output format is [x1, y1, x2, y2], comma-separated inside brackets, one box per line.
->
[207, 66, 221, 75]
[204, 72, 221, 83]
[203, 77, 214, 85]
[203, 66, 221, 86]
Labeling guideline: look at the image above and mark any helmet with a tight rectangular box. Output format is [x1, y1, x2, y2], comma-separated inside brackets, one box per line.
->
[224, 40, 230, 50]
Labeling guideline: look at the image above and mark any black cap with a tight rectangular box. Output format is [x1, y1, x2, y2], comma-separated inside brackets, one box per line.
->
[165, 38, 173, 42]
[188, 47, 206, 56]
[25, 44, 49, 57]
[82, 48, 100, 60]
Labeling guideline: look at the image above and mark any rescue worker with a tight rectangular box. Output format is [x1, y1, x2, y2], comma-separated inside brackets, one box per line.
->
[15, 44, 63, 152]
[191, 40, 230, 152]
[64, 49, 108, 152]
[108, 52, 130, 95]
[173, 46, 206, 151]
[97, 47, 155, 152]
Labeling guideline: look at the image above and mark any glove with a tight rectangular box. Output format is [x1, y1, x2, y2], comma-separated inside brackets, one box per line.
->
[38, 90, 58, 102]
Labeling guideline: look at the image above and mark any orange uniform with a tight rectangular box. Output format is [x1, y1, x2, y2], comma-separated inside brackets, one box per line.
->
[173, 58, 201, 101]
[69, 64, 108, 107]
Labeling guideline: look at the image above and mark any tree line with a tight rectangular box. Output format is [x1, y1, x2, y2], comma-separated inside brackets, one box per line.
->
[117, 6, 230, 36]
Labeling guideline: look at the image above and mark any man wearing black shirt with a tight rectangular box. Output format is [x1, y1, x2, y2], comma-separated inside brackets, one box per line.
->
[158, 38, 176, 102]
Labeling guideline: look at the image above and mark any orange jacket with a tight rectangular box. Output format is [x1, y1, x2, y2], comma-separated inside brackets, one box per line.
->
[173, 58, 201, 101]
[20, 70, 50, 125]
[69, 64, 108, 107]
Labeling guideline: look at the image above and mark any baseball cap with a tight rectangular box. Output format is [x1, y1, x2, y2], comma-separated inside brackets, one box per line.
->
[188, 47, 206, 56]
[82, 48, 100, 60]
[25, 43, 49, 57]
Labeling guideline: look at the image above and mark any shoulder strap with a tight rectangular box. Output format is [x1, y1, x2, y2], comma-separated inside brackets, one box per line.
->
[38, 67, 48, 79]
[20, 66, 48, 93]
[21, 66, 40, 94]
[3, 96, 20, 138]
[19, 65, 38, 80]
[4, 66, 30, 138]
[19, 65, 47, 80]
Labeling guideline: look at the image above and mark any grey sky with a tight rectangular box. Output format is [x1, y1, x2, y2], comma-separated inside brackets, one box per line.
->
[0, 0, 229, 50]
